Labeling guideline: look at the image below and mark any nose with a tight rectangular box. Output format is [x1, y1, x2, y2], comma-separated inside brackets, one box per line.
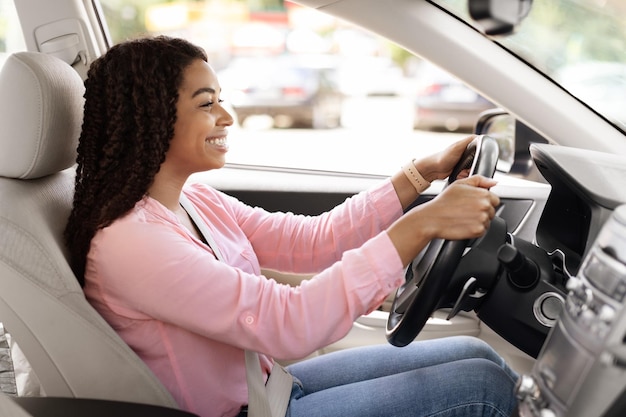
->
[217, 103, 234, 126]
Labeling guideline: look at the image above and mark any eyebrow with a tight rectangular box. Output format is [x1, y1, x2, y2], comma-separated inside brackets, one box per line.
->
[191, 87, 218, 98]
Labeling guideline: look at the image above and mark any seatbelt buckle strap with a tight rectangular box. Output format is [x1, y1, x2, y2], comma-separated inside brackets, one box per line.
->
[245, 351, 293, 417]
[265, 363, 293, 417]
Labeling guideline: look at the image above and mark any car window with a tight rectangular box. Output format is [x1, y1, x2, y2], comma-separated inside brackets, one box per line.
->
[0, 0, 26, 70]
[98, 0, 488, 176]
[436, 0, 626, 133]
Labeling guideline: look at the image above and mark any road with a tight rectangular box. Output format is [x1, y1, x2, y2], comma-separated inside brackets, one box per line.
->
[224, 96, 469, 176]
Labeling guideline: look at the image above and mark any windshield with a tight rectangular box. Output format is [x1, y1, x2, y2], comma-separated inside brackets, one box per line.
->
[435, 0, 626, 132]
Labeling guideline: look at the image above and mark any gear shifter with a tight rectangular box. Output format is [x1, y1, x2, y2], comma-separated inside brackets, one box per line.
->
[498, 243, 540, 290]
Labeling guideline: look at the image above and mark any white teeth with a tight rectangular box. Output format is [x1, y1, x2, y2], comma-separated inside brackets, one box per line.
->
[206, 137, 227, 146]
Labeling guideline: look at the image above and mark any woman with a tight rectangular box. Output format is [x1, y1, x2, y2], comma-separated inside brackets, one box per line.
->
[64, 36, 518, 417]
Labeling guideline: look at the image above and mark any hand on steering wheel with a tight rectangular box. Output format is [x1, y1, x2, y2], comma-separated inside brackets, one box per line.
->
[386, 135, 499, 347]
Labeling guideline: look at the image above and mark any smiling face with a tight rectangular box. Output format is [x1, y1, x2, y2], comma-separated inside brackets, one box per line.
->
[160, 58, 234, 180]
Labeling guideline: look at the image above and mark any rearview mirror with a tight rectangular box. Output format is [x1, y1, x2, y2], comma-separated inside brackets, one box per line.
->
[469, 0, 533, 36]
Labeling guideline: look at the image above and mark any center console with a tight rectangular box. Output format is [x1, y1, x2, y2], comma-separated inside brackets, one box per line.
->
[516, 205, 626, 417]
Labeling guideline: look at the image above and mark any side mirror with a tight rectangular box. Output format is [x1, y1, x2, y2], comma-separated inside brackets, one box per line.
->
[469, 0, 533, 36]
[475, 109, 515, 173]
[475, 109, 548, 182]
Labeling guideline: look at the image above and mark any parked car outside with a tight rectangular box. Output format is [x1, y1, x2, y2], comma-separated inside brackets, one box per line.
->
[413, 61, 495, 132]
[218, 54, 344, 129]
[336, 55, 406, 97]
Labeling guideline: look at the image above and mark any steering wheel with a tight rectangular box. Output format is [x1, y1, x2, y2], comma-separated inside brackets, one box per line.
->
[386, 135, 499, 347]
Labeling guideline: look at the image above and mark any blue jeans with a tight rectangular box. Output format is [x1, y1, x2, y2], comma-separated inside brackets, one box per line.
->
[284, 336, 519, 417]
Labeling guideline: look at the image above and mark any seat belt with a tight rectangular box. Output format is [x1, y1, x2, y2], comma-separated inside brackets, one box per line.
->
[245, 351, 293, 417]
[180, 194, 293, 417]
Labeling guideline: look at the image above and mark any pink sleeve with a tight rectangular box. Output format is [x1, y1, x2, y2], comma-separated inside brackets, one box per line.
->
[192, 179, 404, 274]
[89, 210, 405, 361]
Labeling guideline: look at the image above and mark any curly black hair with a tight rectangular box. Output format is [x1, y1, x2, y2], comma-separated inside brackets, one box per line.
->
[64, 35, 208, 285]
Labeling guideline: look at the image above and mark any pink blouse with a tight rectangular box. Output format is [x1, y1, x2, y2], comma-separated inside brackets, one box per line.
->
[84, 179, 406, 417]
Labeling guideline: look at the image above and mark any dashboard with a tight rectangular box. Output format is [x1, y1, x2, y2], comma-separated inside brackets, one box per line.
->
[531, 144, 626, 275]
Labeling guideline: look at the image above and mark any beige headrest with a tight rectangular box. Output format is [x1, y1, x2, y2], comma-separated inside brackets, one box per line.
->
[0, 52, 84, 179]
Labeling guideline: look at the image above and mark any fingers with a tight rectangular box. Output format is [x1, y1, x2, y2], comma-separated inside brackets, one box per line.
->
[434, 136, 477, 180]
[456, 174, 498, 190]
[448, 178, 500, 214]
[456, 168, 470, 180]
[414, 136, 478, 182]
[489, 188, 500, 208]
[419, 177, 500, 241]
[446, 136, 476, 161]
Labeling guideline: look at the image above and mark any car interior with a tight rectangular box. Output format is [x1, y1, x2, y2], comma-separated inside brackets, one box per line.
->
[2, 0, 626, 416]
[0, 50, 537, 415]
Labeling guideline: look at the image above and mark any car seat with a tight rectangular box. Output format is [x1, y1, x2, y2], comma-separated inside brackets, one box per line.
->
[0, 51, 178, 408]
[0, 392, 32, 417]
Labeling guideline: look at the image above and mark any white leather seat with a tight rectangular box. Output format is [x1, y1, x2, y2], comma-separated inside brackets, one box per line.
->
[0, 393, 32, 417]
[0, 52, 178, 408]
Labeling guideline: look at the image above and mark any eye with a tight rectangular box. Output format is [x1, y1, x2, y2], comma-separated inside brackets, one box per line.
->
[200, 99, 224, 108]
